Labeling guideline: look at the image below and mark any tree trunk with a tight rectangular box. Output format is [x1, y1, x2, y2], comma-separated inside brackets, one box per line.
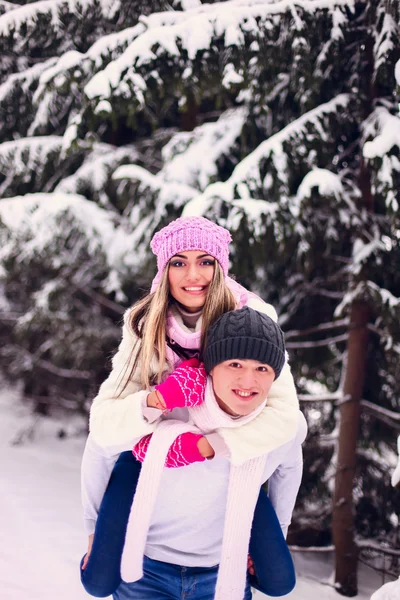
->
[332, 300, 370, 596]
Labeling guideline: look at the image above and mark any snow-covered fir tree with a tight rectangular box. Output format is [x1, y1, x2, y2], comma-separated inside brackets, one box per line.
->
[0, 1, 399, 595]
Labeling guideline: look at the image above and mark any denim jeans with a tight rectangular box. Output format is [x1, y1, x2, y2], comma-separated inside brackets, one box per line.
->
[113, 555, 252, 600]
[81, 452, 295, 598]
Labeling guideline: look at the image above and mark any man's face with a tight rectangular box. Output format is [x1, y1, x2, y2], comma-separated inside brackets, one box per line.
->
[210, 359, 275, 417]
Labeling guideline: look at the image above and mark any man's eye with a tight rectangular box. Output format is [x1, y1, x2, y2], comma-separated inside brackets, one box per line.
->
[229, 362, 241, 368]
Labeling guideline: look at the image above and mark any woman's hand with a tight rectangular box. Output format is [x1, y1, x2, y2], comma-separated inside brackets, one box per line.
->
[81, 534, 94, 570]
[154, 358, 207, 410]
[197, 436, 215, 458]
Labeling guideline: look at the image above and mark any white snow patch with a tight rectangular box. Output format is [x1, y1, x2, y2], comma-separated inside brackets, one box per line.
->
[0, 0, 119, 36]
[395, 60, 400, 87]
[0, 193, 125, 276]
[363, 109, 400, 159]
[297, 169, 343, 200]
[371, 577, 400, 600]
[391, 435, 400, 488]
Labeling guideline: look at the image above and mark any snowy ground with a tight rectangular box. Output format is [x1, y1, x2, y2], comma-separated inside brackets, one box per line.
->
[0, 384, 393, 600]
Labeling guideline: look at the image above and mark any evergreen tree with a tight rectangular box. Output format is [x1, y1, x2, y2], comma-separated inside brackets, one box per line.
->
[0, 1, 399, 595]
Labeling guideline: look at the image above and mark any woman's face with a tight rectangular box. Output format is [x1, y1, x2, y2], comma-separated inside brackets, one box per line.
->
[168, 250, 215, 313]
[210, 359, 275, 416]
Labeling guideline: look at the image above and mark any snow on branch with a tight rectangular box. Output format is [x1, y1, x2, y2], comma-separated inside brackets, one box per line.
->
[0, 136, 63, 170]
[55, 143, 139, 205]
[362, 106, 400, 212]
[297, 168, 344, 201]
[335, 280, 400, 317]
[33, 23, 145, 102]
[112, 164, 198, 213]
[84, 0, 353, 102]
[373, 2, 399, 80]
[0, 193, 126, 286]
[161, 107, 248, 191]
[0, 57, 57, 103]
[183, 93, 350, 227]
[0, 1, 16, 16]
[363, 107, 400, 160]
[0, 0, 119, 37]
[0, 136, 86, 197]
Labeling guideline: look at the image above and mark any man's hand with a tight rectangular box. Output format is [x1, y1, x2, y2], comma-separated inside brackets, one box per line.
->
[81, 534, 94, 570]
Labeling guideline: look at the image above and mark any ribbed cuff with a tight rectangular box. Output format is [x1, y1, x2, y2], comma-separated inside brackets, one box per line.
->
[84, 518, 96, 535]
[205, 432, 230, 459]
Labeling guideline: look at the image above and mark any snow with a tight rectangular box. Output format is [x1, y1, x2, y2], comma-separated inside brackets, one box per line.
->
[0, 0, 16, 13]
[370, 578, 400, 600]
[351, 234, 387, 275]
[161, 107, 247, 190]
[0, 58, 58, 103]
[0, 384, 392, 600]
[391, 435, 400, 487]
[83, 0, 353, 103]
[373, 12, 397, 74]
[334, 280, 400, 318]
[56, 144, 138, 202]
[396, 60, 400, 87]
[182, 94, 350, 227]
[297, 168, 344, 200]
[363, 108, 400, 159]
[0, 193, 126, 284]
[0, 0, 119, 36]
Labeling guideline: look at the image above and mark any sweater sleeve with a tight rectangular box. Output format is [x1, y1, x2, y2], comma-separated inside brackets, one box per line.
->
[89, 309, 163, 455]
[267, 412, 308, 537]
[81, 434, 120, 534]
[214, 297, 300, 465]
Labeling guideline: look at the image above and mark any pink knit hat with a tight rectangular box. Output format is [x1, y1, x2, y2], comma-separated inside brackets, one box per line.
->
[150, 216, 232, 277]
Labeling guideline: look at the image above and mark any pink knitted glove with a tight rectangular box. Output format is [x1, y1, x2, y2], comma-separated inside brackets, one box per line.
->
[155, 358, 207, 411]
[133, 432, 206, 468]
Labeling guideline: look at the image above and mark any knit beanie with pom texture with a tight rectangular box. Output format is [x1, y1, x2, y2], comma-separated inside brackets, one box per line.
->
[203, 306, 286, 379]
[150, 216, 232, 277]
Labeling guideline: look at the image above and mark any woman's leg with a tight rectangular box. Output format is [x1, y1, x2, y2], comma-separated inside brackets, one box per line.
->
[248, 487, 296, 596]
[80, 452, 141, 598]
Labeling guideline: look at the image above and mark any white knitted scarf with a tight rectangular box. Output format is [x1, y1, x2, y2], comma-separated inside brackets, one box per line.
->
[120, 380, 268, 599]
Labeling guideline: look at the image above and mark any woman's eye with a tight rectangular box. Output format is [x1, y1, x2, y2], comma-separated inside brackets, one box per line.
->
[257, 366, 269, 373]
[201, 259, 215, 266]
[170, 260, 185, 267]
[229, 362, 242, 368]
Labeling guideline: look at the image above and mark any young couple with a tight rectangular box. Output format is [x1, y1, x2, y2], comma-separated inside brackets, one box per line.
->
[80, 216, 307, 600]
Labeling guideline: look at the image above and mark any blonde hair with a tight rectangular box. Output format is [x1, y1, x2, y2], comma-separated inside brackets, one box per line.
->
[120, 261, 236, 392]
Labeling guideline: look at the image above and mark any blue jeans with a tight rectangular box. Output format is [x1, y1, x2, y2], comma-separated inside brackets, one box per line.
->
[113, 555, 252, 599]
[81, 452, 295, 598]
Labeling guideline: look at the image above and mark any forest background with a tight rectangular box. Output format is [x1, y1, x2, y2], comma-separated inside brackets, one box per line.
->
[0, 0, 399, 597]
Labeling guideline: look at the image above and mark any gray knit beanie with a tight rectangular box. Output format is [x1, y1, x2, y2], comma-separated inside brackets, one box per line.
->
[204, 306, 286, 379]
